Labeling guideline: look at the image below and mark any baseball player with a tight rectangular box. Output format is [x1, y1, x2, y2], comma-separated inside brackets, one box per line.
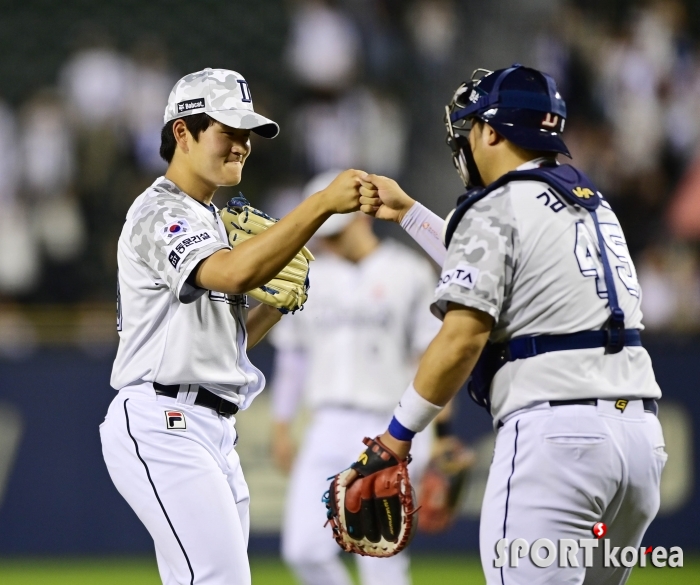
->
[99, 68, 365, 585]
[344, 65, 666, 584]
[269, 170, 440, 585]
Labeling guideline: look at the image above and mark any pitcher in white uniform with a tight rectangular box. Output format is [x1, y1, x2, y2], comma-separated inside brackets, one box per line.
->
[347, 65, 666, 585]
[100, 68, 365, 585]
[269, 171, 441, 585]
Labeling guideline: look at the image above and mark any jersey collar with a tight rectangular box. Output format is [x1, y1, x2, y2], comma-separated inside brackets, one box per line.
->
[516, 156, 558, 171]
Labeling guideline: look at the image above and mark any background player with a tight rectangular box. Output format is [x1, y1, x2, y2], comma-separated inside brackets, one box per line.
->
[347, 65, 666, 584]
[269, 170, 440, 585]
[99, 68, 365, 585]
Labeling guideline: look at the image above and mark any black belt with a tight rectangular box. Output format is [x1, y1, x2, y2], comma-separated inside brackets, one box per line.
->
[497, 398, 657, 429]
[549, 398, 657, 415]
[153, 382, 239, 417]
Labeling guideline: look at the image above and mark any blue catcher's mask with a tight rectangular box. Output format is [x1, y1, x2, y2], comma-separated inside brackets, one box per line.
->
[444, 64, 570, 188]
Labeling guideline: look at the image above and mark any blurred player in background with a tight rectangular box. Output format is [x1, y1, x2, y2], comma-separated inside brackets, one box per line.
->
[347, 64, 665, 584]
[269, 170, 441, 585]
[100, 69, 364, 585]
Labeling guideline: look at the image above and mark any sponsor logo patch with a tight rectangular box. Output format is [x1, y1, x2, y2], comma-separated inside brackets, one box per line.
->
[174, 231, 212, 255]
[177, 98, 205, 113]
[436, 263, 480, 293]
[572, 186, 594, 199]
[165, 229, 217, 271]
[165, 410, 186, 430]
[168, 250, 181, 268]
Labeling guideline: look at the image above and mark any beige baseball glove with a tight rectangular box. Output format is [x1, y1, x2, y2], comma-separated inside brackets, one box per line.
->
[219, 196, 314, 313]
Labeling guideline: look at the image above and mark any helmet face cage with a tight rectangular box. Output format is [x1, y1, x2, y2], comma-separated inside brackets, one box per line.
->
[444, 68, 493, 187]
[450, 68, 493, 128]
[444, 104, 469, 186]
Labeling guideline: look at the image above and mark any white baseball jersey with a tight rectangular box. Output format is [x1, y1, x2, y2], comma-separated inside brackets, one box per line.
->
[433, 160, 661, 422]
[111, 176, 264, 409]
[270, 240, 441, 414]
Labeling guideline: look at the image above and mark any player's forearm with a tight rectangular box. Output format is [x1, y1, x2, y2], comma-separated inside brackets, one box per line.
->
[236, 192, 331, 286]
[384, 305, 492, 458]
[434, 399, 454, 423]
[246, 304, 283, 349]
[198, 193, 331, 294]
[412, 308, 491, 407]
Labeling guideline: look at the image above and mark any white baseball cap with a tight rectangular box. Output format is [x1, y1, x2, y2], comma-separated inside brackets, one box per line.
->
[303, 169, 357, 237]
[164, 68, 279, 138]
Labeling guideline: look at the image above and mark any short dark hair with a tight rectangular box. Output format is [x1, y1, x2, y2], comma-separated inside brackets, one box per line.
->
[160, 113, 216, 163]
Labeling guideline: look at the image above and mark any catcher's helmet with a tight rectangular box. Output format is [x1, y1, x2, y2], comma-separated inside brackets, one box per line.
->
[445, 64, 569, 187]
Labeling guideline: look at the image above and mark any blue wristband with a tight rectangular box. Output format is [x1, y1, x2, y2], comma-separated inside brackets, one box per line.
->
[388, 416, 416, 442]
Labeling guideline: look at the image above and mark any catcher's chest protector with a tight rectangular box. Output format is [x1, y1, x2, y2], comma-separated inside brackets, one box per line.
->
[445, 164, 634, 412]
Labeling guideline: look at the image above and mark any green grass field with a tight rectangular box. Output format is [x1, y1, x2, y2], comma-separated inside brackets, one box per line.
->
[0, 555, 698, 584]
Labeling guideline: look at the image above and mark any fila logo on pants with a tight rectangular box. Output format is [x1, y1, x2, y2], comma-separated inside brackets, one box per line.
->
[165, 410, 187, 430]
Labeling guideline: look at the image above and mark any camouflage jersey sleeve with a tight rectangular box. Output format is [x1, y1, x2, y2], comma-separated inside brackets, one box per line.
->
[129, 190, 229, 303]
[431, 188, 519, 321]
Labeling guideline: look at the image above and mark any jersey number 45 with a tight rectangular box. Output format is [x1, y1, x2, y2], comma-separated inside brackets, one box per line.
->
[574, 220, 640, 299]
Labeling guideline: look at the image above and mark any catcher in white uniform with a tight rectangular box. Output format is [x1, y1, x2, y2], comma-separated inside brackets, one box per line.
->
[269, 171, 441, 585]
[329, 65, 666, 585]
[99, 68, 365, 585]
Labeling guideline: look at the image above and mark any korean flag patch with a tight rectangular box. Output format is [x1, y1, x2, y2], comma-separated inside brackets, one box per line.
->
[161, 219, 191, 241]
[165, 410, 186, 430]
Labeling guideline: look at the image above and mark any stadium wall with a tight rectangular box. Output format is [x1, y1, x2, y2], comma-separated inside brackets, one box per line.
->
[0, 337, 696, 555]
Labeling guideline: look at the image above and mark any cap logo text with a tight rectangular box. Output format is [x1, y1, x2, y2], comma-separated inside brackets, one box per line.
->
[237, 80, 252, 103]
[177, 98, 205, 113]
[542, 113, 560, 128]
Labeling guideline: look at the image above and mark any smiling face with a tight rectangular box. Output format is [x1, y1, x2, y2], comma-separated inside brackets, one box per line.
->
[185, 121, 251, 187]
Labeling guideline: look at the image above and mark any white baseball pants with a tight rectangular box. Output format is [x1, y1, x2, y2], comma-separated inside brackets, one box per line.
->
[100, 386, 251, 585]
[282, 407, 432, 585]
[480, 398, 667, 585]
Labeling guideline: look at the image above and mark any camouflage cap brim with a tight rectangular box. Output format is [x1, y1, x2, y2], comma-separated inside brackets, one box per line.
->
[207, 109, 279, 139]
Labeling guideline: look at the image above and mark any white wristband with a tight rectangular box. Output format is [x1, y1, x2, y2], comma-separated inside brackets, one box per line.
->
[393, 383, 444, 433]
